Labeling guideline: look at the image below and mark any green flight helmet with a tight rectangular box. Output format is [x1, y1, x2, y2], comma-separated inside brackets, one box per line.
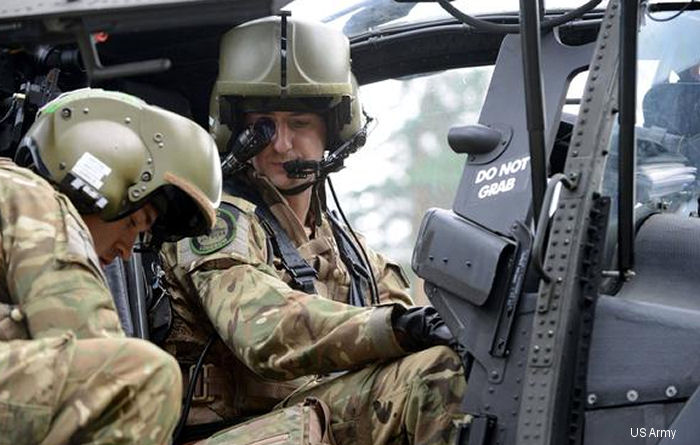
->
[210, 14, 364, 153]
[18, 88, 222, 242]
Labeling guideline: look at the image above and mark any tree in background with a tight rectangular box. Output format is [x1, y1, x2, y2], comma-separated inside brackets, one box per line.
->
[334, 66, 492, 302]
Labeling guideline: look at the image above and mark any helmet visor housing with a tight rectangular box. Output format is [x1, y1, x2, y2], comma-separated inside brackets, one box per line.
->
[20, 88, 222, 241]
[210, 16, 362, 153]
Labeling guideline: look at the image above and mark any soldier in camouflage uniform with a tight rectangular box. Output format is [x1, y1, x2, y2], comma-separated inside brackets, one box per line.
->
[0, 89, 222, 445]
[161, 17, 466, 445]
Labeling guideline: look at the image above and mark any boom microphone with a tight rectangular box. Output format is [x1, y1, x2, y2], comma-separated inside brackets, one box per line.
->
[283, 160, 321, 178]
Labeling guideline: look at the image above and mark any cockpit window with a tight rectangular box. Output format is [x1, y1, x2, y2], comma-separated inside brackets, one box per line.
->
[602, 9, 700, 218]
[332, 66, 493, 303]
[284, 0, 609, 38]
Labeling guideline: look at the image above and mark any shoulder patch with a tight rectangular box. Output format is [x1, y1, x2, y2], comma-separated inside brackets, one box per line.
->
[190, 203, 240, 255]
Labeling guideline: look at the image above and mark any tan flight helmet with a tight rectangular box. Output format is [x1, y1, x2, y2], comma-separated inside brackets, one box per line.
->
[18, 88, 222, 242]
[210, 13, 364, 154]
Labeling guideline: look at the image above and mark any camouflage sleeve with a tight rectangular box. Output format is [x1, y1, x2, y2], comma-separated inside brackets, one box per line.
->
[168, 200, 407, 380]
[0, 165, 123, 339]
[353, 233, 414, 306]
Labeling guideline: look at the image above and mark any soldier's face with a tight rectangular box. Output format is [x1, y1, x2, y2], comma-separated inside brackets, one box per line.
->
[246, 111, 326, 189]
[83, 204, 159, 266]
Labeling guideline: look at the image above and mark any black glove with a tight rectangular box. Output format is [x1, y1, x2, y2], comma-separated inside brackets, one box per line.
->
[391, 306, 456, 352]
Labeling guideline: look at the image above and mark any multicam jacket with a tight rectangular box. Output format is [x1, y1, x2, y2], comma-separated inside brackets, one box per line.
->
[0, 158, 123, 340]
[0, 158, 185, 445]
[161, 171, 413, 423]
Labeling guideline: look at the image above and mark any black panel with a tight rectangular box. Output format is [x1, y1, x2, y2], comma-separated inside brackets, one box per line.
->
[584, 403, 683, 444]
[417, 215, 533, 444]
[412, 208, 516, 306]
[0, 1, 277, 44]
[615, 214, 700, 311]
[452, 33, 594, 235]
[349, 16, 600, 86]
[428, 287, 536, 445]
[351, 23, 504, 85]
[660, 385, 700, 445]
[587, 295, 700, 407]
[104, 258, 135, 337]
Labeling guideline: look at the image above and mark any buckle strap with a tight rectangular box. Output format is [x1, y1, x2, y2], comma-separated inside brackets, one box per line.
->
[327, 210, 371, 306]
[224, 178, 318, 294]
[186, 363, 216, 404]
[284, 261, 318, 294]
[257, 209, 318, 294]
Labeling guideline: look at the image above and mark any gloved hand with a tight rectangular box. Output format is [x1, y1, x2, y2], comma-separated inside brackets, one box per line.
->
[391, 305, 457, 352]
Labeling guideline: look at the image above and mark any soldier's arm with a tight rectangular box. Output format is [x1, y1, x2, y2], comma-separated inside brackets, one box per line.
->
[351, 232, 414, 306]
[370, 250, 414, 306]
[0, 166, 124, 339]
[167, 201, 407, 380]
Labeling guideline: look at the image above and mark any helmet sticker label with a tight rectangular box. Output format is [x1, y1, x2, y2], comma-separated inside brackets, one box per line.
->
[71, 152, 112, 190]
[190, 203, 239, 255]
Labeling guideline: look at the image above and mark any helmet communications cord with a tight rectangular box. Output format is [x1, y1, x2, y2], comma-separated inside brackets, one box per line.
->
[327, 176, 380, 305]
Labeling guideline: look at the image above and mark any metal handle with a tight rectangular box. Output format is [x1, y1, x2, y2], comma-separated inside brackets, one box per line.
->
[532, 173, 575, 283]
[74, 21, 171, 83]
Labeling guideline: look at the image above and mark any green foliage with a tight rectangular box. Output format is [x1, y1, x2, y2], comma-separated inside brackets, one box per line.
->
[339, 67, 493, 297]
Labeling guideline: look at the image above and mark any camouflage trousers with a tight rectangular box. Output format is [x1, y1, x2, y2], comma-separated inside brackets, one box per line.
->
[280, 346, 466, 445]
[0, 333, 182, 445]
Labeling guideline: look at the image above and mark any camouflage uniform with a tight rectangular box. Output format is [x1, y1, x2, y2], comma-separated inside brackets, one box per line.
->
[161, 171, 466, 445]
[0, 158, 181, 445]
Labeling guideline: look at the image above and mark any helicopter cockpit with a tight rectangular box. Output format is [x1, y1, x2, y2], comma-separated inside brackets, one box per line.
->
[603, 10, 700, 219]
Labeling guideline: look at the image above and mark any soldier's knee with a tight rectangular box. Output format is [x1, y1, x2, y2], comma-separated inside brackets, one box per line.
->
[117, 339, 182, 433]
[134, 339, 180, 382]
[403, 345, 466, 396]
[407, 345, 463, 375]
[146, 346, 182, 415]
[156, 351, 182, 404]
[427, 345, 462, 364]
[114, 339, 182, 398]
